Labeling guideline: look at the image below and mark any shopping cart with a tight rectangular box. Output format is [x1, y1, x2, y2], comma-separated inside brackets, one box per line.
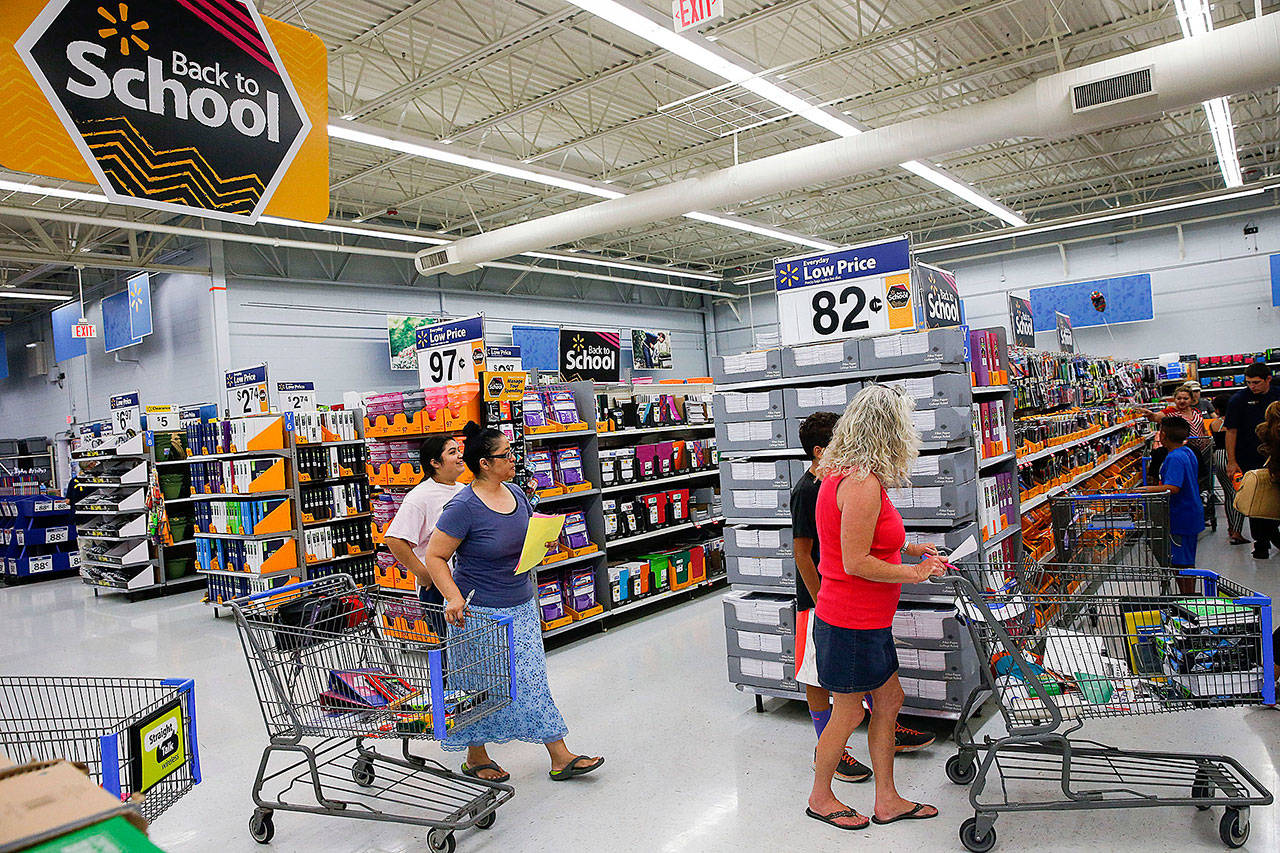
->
[230, 574, 516, 852]
[1050, 492, 1170, 567]
[0, 676, 201, 823]
[940, 560, 1274, 851]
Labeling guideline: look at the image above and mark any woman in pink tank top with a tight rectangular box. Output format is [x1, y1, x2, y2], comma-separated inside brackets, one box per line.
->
[804, 384, 949, 831]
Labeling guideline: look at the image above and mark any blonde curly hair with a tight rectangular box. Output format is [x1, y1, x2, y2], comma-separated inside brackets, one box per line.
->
[815, 383, 921, 487]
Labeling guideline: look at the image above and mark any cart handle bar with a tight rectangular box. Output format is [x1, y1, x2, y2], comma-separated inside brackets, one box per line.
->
[235, 576, 337, 604]
[1058, 492, 1158, 500]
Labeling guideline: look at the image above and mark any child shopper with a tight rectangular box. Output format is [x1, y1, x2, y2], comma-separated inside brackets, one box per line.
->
[1138, 416, 1204, 576]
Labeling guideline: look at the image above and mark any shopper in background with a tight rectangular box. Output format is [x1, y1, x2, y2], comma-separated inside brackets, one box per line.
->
[1136, 418, 1204, 587]
[1183, 381, 1212, 416]
[383, 436, 467, 615]
[1144, 386, 1210, 453]
[1209, 393, 1248, 545]
[1226, 363, 1280, 558]
[806, 385, 946, 831]
[420, 422, 603, 784]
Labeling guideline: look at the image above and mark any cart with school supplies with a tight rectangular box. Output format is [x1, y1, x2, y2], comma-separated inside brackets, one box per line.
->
[941, 560, 1274, 852]
[0, 675, 201, 823]
[1049, 492, 1171, 568]
[230, 574, 516, 852]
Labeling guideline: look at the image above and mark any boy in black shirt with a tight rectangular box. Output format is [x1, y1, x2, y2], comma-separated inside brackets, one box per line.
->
[791, 413, 932, 784]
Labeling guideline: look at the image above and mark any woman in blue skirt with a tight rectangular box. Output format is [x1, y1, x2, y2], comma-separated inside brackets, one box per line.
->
[420, 422, 604, 783]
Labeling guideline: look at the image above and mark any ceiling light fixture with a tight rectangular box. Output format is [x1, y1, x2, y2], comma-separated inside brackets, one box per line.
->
[523, 251, 721, 281]
[1174, 0, 1243, 188]
[0, 290, 74, 301]
[0, 179, 106, 203]
[564, 0, 1026, 227]
[684, 211, 838, 250]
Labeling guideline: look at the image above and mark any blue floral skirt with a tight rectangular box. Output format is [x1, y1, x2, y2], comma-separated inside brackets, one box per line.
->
[441, 598, 568, 751]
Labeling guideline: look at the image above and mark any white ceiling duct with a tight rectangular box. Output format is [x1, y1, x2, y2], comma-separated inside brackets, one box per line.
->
[418, 14, 1280, 277]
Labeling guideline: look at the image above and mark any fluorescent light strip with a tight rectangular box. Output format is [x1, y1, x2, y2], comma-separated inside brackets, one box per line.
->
[0, 290, 73, 301]
[684, 211, 838, 250]
[899, 161, 1028, 227]
[523, 251, 721, 281]
[1174, 0, 1242, 188]
[0, 179, 106, 203]
[914, 186, 1270, 254]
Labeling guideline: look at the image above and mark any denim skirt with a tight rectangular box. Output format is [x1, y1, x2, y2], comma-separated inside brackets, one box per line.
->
[813, 615, 899, 693]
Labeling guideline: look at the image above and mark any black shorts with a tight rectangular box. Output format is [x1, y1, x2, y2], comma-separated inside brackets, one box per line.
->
[813, 616, 898, 694]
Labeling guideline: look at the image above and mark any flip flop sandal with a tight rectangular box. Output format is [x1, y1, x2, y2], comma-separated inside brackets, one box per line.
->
[548, 754, 604, 781]
[461, 762, 510, 783]
[805, 807, 870, 830]
[871, 803, 938, 825]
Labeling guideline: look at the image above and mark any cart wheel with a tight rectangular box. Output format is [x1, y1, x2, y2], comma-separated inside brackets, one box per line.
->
[249, 810, 274, 844]
[427, 829, 456, 853]
[476, 811, 496, 830]
[1219, 809, 1249, 848]
[1191, 776, 1213, 810]
[960, 818, 996, 853]
[352, 758, 376, 787]
[946, 753, 977, 785]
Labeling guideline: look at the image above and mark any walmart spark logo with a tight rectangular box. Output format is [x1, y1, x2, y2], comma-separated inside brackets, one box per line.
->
[97, 3, 150, 56]
[777, 261, 801, 288]
[572, 334, 585, 350]
[128, 275, 145, 311]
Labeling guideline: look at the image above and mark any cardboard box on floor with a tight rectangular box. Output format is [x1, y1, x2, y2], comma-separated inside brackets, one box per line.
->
[0, 759, 148, 853]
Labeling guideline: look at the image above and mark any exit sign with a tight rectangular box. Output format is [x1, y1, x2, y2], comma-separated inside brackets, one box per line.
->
[72, 323, 96, 339]
[672, 0, 723, 32]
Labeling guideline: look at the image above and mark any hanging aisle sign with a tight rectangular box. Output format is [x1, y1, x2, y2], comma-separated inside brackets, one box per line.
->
[486, 345, 522, 373]
[226, 364, 270, 415]
[559, 329, 621, 382]
[277, 381, 316, 411]
[774, 236, 916, 346]
[2, 0, 329, 223]
[110, 392, 141, 436]
[916, 263, 963, 329]
[1055, 311, 1075, 353]
[417, 314, 486, 387]
[1009, 295, 1036, 348]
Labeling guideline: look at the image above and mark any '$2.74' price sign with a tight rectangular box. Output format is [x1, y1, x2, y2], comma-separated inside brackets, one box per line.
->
[773, 236, 916, 347]
[416, 314, 486, 387]
[225, 365, 270, 415]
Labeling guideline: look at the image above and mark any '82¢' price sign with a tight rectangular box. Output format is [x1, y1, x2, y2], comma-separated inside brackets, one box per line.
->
[774, 236, 916, 346]
[225, 364, 270, 416]
[417, 314, 486, 387]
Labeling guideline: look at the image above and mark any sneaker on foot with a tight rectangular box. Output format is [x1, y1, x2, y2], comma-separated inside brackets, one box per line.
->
[894, 723, 935, 753]
[813, 748, 873, 782]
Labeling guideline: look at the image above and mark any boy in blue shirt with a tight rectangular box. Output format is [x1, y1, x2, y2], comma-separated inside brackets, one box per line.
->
[1139, 417, 1204, 571]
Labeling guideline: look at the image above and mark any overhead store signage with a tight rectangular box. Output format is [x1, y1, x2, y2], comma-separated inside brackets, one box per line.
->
[102, 288, 147, 353]
[631, 329, 674, 370]
[560, 329, 621, 383]
[110, 391, 141, 435]
[774, 235, 915, 346]
[1056, 311, 1075, 353]
[388, 315, 436, 370]
[145, 403, 178, 431]
[1009, 295, 1035, 348]
[672, 0, 723, 32]
[226, 363, 269, 415]
[2, 0, 329, 223]
[486, 345, 522, 373]
[51, 300, 87, 363]
[277, 380, 315, 411]
[916, 263, 963, 329]
[416, 314, 486, 387]
[127, 273, 152, 337]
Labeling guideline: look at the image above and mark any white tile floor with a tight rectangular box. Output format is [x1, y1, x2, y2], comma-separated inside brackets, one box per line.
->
[2, 528, 1277, 853]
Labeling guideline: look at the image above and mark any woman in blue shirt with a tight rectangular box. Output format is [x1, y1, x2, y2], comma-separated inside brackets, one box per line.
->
[421, 423, 603, 784]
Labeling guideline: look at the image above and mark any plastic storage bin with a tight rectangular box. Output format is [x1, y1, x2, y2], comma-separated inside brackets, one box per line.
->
[782, 382, 861, 420]
[857, 328, 967, 370]
[713, 390, 785, 422]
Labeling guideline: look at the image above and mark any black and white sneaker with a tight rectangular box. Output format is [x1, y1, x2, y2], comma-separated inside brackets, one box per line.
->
[894, 723, 936, 753]
[814, 748, 873, 782]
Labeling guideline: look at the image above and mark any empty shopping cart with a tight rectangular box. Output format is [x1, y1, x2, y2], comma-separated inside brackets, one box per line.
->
[0, 675, 201, 823]
[941, 560, 1273, 852]
[230, 574, 516, 852]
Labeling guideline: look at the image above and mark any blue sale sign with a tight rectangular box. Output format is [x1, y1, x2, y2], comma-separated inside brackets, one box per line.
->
[417, 314, 486, 387]
[774, 236, 915, 346]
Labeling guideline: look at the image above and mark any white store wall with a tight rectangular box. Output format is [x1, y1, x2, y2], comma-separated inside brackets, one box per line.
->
[713, 205, 1280, 361]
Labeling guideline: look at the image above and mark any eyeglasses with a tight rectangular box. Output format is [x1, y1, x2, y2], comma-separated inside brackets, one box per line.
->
[484, 449, 515, 460]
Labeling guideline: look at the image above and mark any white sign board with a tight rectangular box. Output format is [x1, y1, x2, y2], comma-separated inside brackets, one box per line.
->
[145, 404, 179, 432]
[109, 392, 141, 435]
[672, 0, 723, 32]
[486, 345, 522, 373]
[225, 364, 270, 416]
[277, 381, 317, 412]
[773, 236, 916, 346]
[417, 314, 486, 387]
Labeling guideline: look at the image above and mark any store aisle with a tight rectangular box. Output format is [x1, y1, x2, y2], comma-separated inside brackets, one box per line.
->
[0, 528, 1276, 853]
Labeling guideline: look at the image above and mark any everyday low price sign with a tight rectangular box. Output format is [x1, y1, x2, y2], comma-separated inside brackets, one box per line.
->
[560, 329, 621, 383]
[774, 236, 916, 346]
[226, 364, 270, 415]
[486, 345, 522, 373]
[109, 392, 141, 435]
[417, 314, 486, 387]
[277, 381, 316, 411]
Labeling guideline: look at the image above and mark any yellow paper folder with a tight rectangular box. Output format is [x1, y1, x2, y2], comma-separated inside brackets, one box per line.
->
[516, 514, 566, 575]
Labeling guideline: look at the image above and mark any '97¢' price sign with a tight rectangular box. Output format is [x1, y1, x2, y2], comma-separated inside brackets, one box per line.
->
[416, 314, 486, 387]
[774, 236, 916, 346]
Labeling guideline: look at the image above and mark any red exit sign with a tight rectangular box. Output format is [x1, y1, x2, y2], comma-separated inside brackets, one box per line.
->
[72, 322, 96, 338]
[672, 0, 723, 32]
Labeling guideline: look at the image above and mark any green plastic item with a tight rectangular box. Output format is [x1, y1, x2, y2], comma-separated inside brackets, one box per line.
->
[28, 815, 166, 853]
[158, 472, 189, 500]
[164, 556, 192, 580]
[1074, 672, 1115, 704]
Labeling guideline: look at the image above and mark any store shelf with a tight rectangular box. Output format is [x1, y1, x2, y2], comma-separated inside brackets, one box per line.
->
[526, 429, 595, 442]
[1020, 444, 1146, 514]
[605, 516, 725, 549]
[608, 575, 726, 618]
[74, 507, 145, 517]
[194, 491, 294, 500]
[197, 566, 298, 579]
[80, 556, 153, 572]
[307, 549, 376, 565]
[162, 538, 197, 548]
[1016, 419, 1143, 465]
[533, 550, 606, 574]
[982, 523, 1021, 549]
[303, 511, 373, 528]
[724, 516, 790, 527]
[295, 439, 365, 447]
[601, 469, 718, 494]
[717, 362, 964, 392]
[978, 450, 1016, 470]
[542, 611, 608, 638]
[598, 423, 715, 439]
[536, 488, 601, 506]
[720, 448, 805, 459]
[735, 683, 806, 703]
[971, 385, 1010, 395]
[195, 530, 298, 541]
[0, 452, 52, 460]
[898, 705, 963, 721]
[178, 449, 293, 463]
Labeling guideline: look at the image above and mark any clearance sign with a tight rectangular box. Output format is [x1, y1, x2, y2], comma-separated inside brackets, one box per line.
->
[1, 0, 328, 223]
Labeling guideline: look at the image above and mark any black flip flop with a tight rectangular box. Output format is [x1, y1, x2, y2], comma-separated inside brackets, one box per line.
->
[805, 807, 869, 830]
[548, 754, 604, 781]
[461, 761, 510, 783]
[871, 802, 938, 825]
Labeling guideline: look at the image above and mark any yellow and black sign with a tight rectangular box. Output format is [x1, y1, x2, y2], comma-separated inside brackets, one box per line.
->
[1, 0, 328, 222]
[484, 371, 527, 403]
[128, 697, 187, 793]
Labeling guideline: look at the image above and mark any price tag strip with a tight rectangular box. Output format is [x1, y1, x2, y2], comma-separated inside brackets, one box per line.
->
[774, 235, 916, 346]
[110, 392, 142, 436]
[417, 314, 486, 387]
[226, 364, 270, 416]
[277, 381, 317, 412]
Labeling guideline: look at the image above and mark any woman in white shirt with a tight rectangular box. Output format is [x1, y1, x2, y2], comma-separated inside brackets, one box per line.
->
[384, 436, 467, 601]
